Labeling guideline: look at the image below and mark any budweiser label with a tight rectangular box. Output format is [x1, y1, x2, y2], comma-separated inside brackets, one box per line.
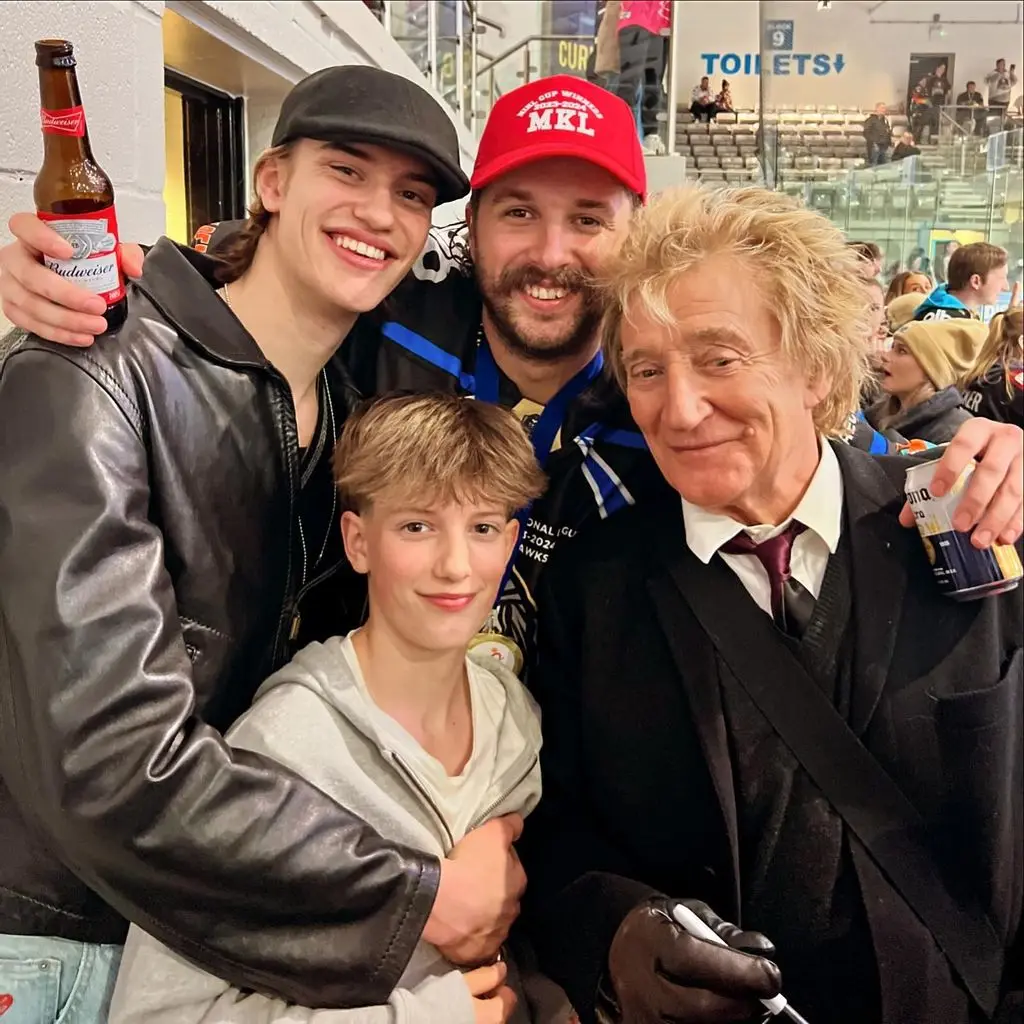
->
[41, 105, 85, 137]
[39, 207, 125, 304]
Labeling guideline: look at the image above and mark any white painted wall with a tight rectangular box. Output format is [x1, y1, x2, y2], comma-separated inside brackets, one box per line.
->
[0, 0, 478, 332]
[674, 0, 1023, 110]
[0, 0, 168, 255]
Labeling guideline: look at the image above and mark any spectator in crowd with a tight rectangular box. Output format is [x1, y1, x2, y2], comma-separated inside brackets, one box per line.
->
[616, 0, 672, 152]
[361, 0, 385, 21]
[690, 75, 718, 122]
[865, 277, 889, 353]
[961, 305, 1024, 427]
[925, 62, 952, 139]
[1012, 92, 1024, 125]
[909, 76, 932, 143]
[891, 130, 921, 161]
[859, 278, 890, 410]
[885, 270, 932, 304]
[106, 394, 566, 1024]
[868, 320, 989, 443]
[847, 239, 883, 278]
[862, 103, 892, 165]
[915, 241, 1010, 321]
[716, 79, 735, 117]
[886, 291, 926, 333]
[588, 0, 622, 93]
[985, 58, 1018, 116]
[938, 238, 960, 283]
[523, 185, 1023, 1024]
[955, 80, 987, 135]
[907, 245, 931, 274]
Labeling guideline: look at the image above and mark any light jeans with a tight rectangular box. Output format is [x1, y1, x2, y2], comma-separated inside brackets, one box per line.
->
[0, 934, 122, 1024]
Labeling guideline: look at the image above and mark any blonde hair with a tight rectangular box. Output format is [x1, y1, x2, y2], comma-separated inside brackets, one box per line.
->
[333, 393, 547, 515]
[600, 186, 873, 437]
[214, 144, 294, 284]
[963, 306, 1024, 397]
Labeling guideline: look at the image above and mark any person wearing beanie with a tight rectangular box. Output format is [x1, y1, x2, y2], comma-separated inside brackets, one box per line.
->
[886, 291, 926, 333]
[868, 319, 990, 442]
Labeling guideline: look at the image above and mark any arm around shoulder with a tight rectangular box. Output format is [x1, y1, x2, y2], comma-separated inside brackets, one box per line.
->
[0, 347, 436, 1008]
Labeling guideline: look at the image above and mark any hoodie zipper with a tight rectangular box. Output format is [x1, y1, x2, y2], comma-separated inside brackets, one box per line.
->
[469, 752, 539, 832]
[387, 750, 456, 854]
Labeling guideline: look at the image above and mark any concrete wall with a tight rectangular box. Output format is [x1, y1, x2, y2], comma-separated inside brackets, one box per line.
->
[676, 0, 1024, 111]
[0, 0, 477, 331]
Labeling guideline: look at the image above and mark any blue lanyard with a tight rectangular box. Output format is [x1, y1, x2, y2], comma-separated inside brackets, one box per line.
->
[473, 338, 605, 469]
[473, 338, 605, 596]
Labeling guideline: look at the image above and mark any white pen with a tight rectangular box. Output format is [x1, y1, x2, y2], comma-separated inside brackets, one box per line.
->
[671, 903, 812, 1024]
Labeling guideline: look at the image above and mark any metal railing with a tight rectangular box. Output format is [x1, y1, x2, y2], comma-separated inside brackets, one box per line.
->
[383, 0, 489, 131]
[475, 35, 588, 115]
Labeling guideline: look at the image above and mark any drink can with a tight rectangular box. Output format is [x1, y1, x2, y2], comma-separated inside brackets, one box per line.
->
[905, 460, 1022, 601]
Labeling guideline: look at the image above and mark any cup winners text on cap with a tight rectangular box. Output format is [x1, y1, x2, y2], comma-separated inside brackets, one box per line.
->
[471, 74, 647, 200]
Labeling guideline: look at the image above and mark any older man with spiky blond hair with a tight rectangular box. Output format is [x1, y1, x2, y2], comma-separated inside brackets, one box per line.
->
[523, 186, 1023, 1024]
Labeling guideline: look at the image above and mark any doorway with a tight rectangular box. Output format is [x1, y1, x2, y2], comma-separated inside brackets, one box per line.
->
[164, 70, 245, 244]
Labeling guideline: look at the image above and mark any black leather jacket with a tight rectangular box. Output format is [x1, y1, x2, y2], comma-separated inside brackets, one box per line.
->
[0, 239, 438, 1007]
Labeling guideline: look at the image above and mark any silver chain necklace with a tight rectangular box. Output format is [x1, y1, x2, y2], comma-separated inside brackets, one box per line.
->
[297, 373, 337, 587]
[222, 282, 337, 588]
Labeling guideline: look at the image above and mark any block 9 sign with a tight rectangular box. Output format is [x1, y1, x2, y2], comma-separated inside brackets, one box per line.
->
[763, 19, 794, 51]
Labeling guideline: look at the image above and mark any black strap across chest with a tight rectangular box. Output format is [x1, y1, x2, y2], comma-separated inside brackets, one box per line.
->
[668, 545, 1004, 1017]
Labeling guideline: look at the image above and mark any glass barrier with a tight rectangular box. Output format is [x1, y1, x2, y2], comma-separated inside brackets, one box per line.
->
[385, 0, 476, 130]
[379, 0, 1023, 274]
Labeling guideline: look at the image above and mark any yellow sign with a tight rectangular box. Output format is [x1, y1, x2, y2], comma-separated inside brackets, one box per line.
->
[557, 39, 593, 74]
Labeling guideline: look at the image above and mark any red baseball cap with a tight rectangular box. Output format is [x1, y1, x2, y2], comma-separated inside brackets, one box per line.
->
[471, 75, 647, 200]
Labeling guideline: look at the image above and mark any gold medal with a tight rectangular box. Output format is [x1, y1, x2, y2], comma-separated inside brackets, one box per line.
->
[468, 631, 524, 675]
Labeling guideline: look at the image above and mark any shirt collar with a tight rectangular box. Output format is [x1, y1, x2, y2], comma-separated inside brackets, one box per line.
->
[681, 439, 844, 564]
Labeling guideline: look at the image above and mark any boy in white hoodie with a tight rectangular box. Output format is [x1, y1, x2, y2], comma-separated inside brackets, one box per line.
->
[108, 394, 574, 1024]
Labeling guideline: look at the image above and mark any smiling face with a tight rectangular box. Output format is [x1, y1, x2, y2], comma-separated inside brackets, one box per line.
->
[621, 257, 827, 524]
[258, 139, 436, 316]
[880, 335, 931, 401]
[468, 157, 634, 363]
[342, 498, 519, 655]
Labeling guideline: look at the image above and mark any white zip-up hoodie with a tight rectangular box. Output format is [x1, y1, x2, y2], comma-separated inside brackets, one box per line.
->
[108, 635, 565, 1024]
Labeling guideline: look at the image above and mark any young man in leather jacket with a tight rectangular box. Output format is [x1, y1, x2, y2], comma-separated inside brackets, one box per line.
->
[0, 66, 526, 1022]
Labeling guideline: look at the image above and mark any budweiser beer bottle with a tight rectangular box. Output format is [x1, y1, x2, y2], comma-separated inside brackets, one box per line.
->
[35, 39, 127, 332]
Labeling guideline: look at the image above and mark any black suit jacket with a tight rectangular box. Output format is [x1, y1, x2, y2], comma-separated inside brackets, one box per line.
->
[523, 443, 1023, 1023]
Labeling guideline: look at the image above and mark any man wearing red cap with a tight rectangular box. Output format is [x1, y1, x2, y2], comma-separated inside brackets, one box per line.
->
[0, 74, 654, 678]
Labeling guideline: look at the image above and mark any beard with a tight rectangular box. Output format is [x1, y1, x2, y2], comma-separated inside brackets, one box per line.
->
[475, 258, 604, 364]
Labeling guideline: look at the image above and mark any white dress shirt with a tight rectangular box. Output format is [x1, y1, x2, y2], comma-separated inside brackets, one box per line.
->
[681, 441, 845, 620]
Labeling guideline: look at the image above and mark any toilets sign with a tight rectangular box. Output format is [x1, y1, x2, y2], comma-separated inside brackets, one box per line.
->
[519, 88, 601, 138]
[702, 20, 846, 77]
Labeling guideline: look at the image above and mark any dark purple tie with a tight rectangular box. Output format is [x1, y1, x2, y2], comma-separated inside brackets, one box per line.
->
[721, 521, 812, 635]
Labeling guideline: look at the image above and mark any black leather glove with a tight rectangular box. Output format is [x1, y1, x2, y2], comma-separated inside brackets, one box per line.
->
[595, 896, 782, 1024]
